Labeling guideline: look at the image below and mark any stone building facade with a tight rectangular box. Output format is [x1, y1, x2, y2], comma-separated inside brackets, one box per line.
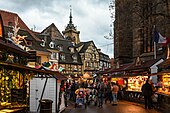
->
[114, 0, 170, 64]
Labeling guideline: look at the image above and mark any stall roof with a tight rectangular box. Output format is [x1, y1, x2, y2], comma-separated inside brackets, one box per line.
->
[124, 59, 161, 71]
[97, 64, 131, 75]
[108, 59, 162, 78]
[0, 40, 29, 56]
[157, 59, 170, 69]
[98, 68, 112, 74]
[109, 63, 132, 73]
[0, 62, 67, 80]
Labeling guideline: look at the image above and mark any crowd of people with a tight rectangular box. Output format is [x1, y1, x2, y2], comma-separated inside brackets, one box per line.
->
[64, 79, 121, 108]
[62, 77, 159, 109]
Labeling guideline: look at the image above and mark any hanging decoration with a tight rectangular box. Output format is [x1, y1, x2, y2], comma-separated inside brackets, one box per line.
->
[6, 17, 28, 49]
[41, 62, 58, 71]
[6, 54, 14, 63]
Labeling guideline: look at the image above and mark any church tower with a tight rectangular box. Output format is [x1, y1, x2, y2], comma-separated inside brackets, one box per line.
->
[62, 6, 80, 44]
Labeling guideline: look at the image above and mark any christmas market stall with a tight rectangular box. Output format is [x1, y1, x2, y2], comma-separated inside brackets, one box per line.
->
[29, 66, 67, 113]
[155, 59, 170, 110]
[109, 63, 132, 86]
[123, 58, 164, 103]
[0, 14, 67, 113]
[0, 14, 32, 112]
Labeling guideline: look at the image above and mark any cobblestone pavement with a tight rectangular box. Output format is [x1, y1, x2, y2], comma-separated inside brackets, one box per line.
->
[62, 100, 167, 113]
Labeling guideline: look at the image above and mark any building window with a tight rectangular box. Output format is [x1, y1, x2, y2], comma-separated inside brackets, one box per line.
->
[40, 40, 45, 47]
[91, 62, 94, 67]
[49, 41, 55, 48]
[57, 45, 63, 51]
[86, 62, 90, 67]
[69, 47, 74, 53]
[73, 65, 78, 71]
[93, 54, 96, 59]
[60, 53, 65, 61]
[51, 52, 58, 60]
[72, 54, 77, 62]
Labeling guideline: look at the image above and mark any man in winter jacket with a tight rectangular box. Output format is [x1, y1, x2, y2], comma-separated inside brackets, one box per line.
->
[141, 79, 153, 109]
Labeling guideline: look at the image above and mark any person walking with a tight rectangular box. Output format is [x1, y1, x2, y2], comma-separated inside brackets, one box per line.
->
[70, 81, 79, 102]
[97, 79, 105, 107]
[105, 82, 112, 104]
[141, 79, 153, 109]
[111, 82, 119, 105]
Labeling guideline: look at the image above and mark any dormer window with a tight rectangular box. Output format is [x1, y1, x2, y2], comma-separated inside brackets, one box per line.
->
[40, 40, 45, 47]
[60, 53, 65, 61]
[72, 54, 77, 62]
[57, 45, 63, 51]
[69, 47, 74, 53]
[49, 41, 55, 48]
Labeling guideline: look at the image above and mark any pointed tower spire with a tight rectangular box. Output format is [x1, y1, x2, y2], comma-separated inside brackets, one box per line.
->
[65, 5, 76, 30]
[62, 5, 80, 44]
[69, 5, 73, 24]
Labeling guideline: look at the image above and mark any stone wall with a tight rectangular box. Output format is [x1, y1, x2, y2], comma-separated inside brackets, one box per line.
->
[114, 0, 170, 63]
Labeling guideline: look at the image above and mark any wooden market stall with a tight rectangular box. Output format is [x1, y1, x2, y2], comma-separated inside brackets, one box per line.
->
[0, 14, 67, 113]
[29, 66, 67, 113]
[0, 14, 31, 112]
[156, 59, 170, 110]
[122, 58, 164, 103]
[106, 58, 164, 103]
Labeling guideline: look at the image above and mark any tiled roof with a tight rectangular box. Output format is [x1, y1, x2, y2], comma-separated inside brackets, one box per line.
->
[35, 33, 82, 64]
[76, 41, 97, 53]
[79, 41, 91, 53]
[107, 63, 132, 74]
[41, 23, 64, 40]
[53, 39, 82, 65]
[0, 10, 41, 42]
[101, 59, 161, 75]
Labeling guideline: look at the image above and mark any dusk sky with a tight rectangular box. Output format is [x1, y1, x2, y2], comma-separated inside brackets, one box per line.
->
[0, 0, 114, 58]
